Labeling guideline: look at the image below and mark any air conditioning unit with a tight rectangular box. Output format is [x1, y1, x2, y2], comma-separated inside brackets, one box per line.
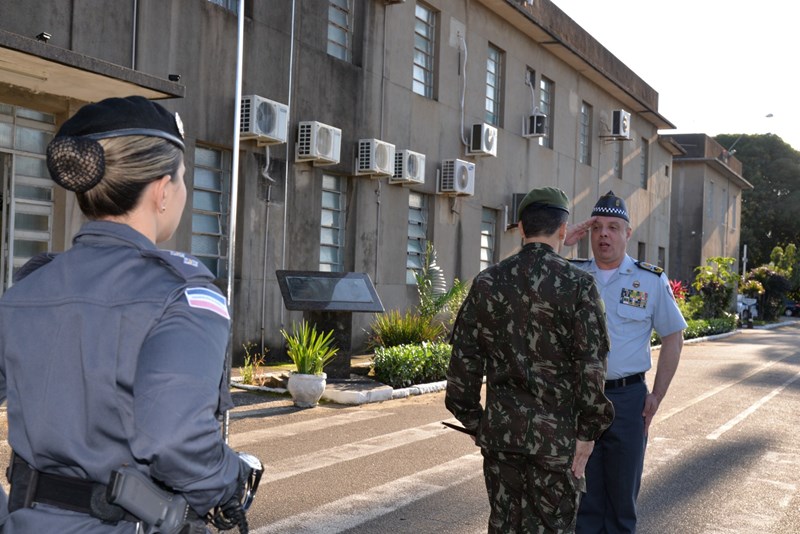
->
[240, 95, 289, 145]
[390, 149, 426, 185]
[612, 109, 631, 139]
[467, 123, 498, 157]
[355, 138, 396, 177]
[522, 113, 546, 138]
[438, 159, 475, 196]
[295, 121, 342, 165]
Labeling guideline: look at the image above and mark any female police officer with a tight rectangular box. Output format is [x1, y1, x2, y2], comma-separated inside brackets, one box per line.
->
[0, 96, 258, 532]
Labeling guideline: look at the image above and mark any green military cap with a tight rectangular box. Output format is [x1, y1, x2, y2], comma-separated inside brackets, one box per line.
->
[517, 186, 570, 220]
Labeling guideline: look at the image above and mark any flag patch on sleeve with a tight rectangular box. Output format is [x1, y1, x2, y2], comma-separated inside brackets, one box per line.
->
[185, 287, 230, 320]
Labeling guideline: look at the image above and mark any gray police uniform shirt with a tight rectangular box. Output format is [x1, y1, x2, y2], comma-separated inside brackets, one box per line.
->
[571, 255, 687, 380]
[0, 221, 241, 532]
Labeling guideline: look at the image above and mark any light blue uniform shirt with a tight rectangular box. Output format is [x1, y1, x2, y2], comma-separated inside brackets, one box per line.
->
[572, 255, 687, 380]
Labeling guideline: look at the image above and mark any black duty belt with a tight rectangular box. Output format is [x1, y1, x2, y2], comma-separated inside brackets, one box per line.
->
[605, 372, 645, 390]
[6, 453, 137, 524]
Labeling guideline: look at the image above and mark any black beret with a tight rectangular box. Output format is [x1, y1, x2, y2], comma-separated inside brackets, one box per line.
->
[56, 95, 185, 150]
[591, 190, 629, 222]
[517, 186, 570, 220]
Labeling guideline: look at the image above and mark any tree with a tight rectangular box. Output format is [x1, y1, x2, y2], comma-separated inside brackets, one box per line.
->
[714, 134, 800, 268]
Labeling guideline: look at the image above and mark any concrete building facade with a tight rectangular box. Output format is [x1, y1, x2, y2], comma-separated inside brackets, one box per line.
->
[667, 133, 752, 285]
[0, 0, 679, 361]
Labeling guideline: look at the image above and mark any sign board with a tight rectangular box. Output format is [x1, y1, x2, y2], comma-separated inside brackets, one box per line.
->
[275, 270, 384, 313]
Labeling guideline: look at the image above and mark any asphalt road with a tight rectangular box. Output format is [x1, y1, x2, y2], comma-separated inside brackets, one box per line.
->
[228, 321, 800, 534]
[1, 320, 798, 533]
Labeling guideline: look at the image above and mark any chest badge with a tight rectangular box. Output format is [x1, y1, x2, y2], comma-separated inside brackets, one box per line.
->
[621, 288, 648, 308]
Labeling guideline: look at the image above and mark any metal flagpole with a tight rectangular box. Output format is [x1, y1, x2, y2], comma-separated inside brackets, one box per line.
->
[223, 0, 245, 443]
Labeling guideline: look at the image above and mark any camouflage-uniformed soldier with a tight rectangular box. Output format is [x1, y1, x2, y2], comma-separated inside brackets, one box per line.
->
[445, 187, 614, 534]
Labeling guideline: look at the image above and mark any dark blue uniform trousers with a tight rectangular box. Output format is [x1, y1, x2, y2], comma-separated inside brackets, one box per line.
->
[576, 381, 648, 534]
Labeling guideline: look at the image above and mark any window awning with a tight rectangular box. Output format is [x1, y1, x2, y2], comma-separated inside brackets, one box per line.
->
[0, 30, 183, 112]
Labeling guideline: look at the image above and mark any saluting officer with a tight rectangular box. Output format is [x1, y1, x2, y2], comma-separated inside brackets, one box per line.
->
[569, 191, 687, 534]
[0, 96, 259, 532]
[446, 187, 614, 533]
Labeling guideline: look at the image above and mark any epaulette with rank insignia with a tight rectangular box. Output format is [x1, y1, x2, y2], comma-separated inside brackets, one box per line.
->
[635, 260, 664, 276]
[141, 249, 215, 282]
[569, 258, 591, 264]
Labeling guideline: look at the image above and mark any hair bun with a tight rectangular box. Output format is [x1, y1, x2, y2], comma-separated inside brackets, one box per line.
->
[46, 136, 106, 193]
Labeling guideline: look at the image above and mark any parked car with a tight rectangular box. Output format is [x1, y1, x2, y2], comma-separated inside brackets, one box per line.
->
[785, 300, 800, 317]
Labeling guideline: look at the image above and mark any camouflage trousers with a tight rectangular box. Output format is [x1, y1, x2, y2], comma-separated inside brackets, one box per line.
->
[482, 449, 582, 534]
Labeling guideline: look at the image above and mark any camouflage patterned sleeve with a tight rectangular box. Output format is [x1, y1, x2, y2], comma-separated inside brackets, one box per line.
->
[571, 276, 614, 441]
[445, 284, 485, 433]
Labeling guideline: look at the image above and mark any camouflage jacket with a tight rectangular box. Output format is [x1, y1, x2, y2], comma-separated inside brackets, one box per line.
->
[445, 242, 614, 456]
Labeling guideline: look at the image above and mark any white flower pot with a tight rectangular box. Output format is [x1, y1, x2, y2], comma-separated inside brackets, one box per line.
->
[287, 372, 327, 408]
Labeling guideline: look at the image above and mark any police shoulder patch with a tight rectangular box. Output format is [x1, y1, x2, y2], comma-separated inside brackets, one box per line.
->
[635, 260, 664, 276]
[185, 287, 230, 320]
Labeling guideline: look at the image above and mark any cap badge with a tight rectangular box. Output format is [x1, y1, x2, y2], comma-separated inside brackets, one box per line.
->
[175, 112, 185, 139]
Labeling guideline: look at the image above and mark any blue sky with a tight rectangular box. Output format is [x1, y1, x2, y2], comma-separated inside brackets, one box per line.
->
[552, 0, 798, 151]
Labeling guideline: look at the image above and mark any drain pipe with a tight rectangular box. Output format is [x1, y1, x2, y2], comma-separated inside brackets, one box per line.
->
[278, 0, 298, 330]
[131, 0, 138, 69]
[223, 0, 246, 443]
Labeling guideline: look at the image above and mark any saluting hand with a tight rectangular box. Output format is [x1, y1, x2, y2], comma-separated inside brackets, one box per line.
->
[572, 439, 594, 478]
[565, 217, 596, 247]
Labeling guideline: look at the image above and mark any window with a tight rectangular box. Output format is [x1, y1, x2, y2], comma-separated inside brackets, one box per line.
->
[327, 0, 353, 62]
[579, 102, 592, 165]
[320, 174, 346, 272]
[480, 208, 497, 271]
[640, 138, 649, 189]
[638, 242, 646, 261]
[208, 0, 238, 14]
[538, 76, 554, 148]
[665, 164, 670, 177]
[192, 146, 230, 278]
[485, 44, 504, 127]
[707, 181, 714, 220]
[407, 192, 428, 284]
[731, 193, 737, 228]
[721, 187, 728, 225]
[412, 3, 436, 99]
[658, 247, 666, 269]
[614, 141, 623, 179]
[0, 105, 55, 292]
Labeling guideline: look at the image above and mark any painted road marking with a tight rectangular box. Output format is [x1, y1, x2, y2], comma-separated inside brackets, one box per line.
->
[706, 369, 800, 440]
[253, 451, 483, 534]
[656, 354, 794, 425]
[261, 419, 458, 483]
[229, 410, 393, 447]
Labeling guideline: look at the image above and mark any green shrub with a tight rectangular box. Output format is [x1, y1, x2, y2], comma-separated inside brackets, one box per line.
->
[745, 266, 791, 321]
[650, 313, 737, 345]
[368, 310, 445, 349]
[678, 295, 704, 321]
[692, 257, 738, 319]
[372, 342, 452, 388]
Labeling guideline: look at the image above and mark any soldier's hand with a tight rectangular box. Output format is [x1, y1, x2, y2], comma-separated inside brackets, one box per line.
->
[572, 440, 594, 478]
[565, 217, 596, 247]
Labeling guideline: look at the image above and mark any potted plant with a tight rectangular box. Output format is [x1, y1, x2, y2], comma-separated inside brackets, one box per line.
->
[280, 320, 338, 408]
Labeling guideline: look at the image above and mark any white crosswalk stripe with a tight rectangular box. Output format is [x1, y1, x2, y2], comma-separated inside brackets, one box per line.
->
[253, 451, 483, 534]
[229, 410, 394, 447]
[261, 419, 457, 483]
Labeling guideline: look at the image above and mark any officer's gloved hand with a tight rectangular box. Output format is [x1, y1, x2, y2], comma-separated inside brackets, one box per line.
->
[208, 453, 262, 533]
